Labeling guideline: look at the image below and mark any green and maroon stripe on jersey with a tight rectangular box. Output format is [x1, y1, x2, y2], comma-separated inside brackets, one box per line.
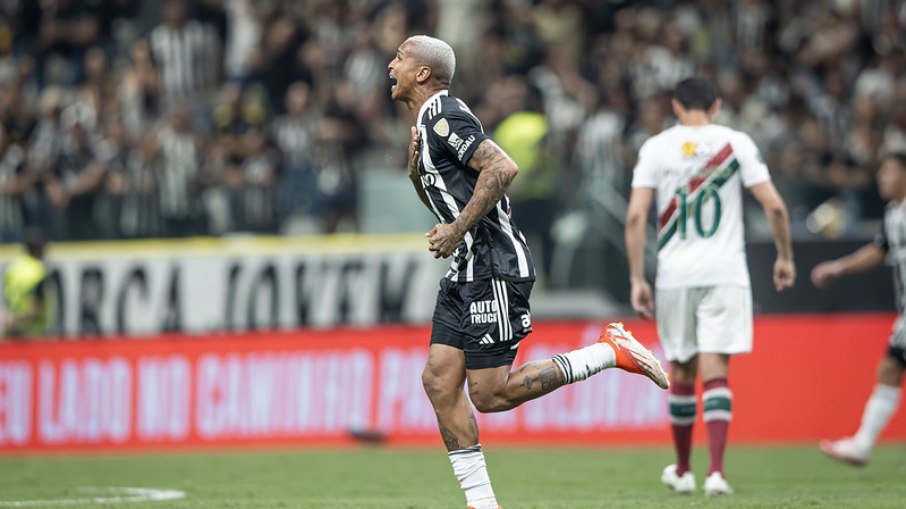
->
[657, 143, 740, 250]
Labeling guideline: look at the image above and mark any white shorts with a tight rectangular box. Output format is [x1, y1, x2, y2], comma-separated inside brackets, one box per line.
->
[655, 285, 753, 363]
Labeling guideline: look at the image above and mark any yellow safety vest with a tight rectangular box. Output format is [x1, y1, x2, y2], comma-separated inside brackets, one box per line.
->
[3, 254, 49, 337]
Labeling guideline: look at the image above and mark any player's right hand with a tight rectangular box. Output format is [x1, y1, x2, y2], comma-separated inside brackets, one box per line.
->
[773, 257, 796, 292]
[811, 261, 841, 288]
[407, 126, 420, 176]
[630, 280, 655, 320]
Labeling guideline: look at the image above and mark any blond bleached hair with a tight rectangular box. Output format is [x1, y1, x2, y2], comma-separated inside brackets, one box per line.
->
[407, 35, 456, 85]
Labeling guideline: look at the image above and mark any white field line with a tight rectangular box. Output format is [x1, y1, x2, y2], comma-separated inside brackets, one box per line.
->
[0, 487, 186, 507]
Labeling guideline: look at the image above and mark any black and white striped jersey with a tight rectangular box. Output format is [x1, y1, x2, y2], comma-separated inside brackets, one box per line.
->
[878, 200, 906, 312]
[149, 21, 219, 100]
[415, 90, 535, 283]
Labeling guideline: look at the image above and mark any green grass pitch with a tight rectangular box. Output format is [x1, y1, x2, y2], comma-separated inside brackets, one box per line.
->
[1, 445, 904, 508]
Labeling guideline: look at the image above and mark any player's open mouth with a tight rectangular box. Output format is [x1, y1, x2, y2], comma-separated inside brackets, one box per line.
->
[389, 74, 397, 92]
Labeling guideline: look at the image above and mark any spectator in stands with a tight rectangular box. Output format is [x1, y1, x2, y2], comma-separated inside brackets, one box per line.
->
[313, 91, 360, 234]
[0, 123, 29, 243]
[45, 104, 106, 241]
[0, 0, 902, 246]
[149, 0, 220, 105]
[234, 126, 279, 233]
[153, 102, 205, 237]
[273, 81, 319, 224]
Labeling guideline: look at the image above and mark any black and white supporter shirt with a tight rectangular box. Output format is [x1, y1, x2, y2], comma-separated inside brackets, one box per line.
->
[415, 90, 535, 283]
[878, 200, 906, 313]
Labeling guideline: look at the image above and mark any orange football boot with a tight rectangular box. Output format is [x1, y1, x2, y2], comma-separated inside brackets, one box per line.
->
[598, 322, 670, 389]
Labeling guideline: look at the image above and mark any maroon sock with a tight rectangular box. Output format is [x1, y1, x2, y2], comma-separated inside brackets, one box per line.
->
[668, 380, 696, 475]
[703, 377, 731, 476]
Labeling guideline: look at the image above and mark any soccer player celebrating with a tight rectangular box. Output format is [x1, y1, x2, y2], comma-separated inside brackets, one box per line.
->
[625, 77, 795, 496]
[389, 35, 669, 509]
[815, 153, 906, 466]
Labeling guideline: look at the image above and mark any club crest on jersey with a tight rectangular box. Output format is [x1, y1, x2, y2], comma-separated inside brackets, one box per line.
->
[433, 118, 450, 137]
[469, 300, 500, 324]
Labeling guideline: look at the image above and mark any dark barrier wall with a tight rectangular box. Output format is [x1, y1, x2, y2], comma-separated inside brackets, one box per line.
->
[748, 239, 895, 313]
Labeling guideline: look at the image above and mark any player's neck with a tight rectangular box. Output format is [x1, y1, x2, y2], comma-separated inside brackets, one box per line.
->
[678, 111, 712, 127]
[406, 85, 449, 119]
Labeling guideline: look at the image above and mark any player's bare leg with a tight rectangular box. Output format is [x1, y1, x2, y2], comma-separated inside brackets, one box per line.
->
[463, 361, 562, 413]
[423, 344, 478, 449]
[821, 356, 904, 466]
[422, 344, 499, 509]
[663, 357, 698, 493]
[466, 323, 670, 413]
[699, 352, 733, 495]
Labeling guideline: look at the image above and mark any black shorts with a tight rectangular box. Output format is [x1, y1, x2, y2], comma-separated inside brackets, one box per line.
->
[431, 277, 534, 370]
[889, 345, 906, 367]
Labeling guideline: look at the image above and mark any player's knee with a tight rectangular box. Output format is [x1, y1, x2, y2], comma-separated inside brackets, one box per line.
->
[877, 356, 904, 386]
[469, 392, 511, 414]
[670, 359, 697, 383]
[421, 368, 456, 405]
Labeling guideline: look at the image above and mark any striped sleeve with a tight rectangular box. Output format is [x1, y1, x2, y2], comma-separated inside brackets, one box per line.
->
[435, 111, 489, 166]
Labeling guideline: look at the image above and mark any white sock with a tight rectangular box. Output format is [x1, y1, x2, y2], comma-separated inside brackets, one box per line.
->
[448, 444, 497, 509]
[551, 343, 617, 384]
[853, 384, 901, 452]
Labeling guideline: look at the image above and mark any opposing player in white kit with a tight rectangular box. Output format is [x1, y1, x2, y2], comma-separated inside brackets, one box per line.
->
[625, 78, 795, 495]
[815, 153, 906, 466]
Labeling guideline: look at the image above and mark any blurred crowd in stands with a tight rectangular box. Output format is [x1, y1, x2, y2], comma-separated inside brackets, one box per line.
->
[0, 0, 903, 245]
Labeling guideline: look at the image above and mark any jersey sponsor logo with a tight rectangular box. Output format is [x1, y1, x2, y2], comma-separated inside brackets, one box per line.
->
[681, 141, 697, 157]
[433, 118, 450, 137]
[469, 299, 499, 324]
[457, 135, 476, 159]
[448, 132, 464, 151]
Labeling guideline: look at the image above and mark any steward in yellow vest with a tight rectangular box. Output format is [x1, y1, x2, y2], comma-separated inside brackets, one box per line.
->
[2, 229, 50, 338]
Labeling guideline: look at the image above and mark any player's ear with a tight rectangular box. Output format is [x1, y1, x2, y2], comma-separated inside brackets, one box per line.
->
[671, 98, 684, 118]
[416, 66, 432, 84]
[709, 98, 722, 119]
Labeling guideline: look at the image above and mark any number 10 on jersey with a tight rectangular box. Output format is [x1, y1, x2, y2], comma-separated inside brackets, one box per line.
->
[676, 184, 722, 239]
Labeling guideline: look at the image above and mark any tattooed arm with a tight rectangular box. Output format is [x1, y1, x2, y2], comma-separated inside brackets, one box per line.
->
[426, 139, 518, 258]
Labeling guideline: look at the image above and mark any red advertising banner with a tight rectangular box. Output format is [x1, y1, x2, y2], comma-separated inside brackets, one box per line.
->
[0, 314, 903, 453]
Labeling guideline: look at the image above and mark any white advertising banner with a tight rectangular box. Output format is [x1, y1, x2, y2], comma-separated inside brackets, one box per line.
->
[0, 235, 445, 336]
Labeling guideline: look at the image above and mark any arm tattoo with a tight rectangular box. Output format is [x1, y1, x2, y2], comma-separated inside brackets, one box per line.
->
[439, 425, 461, 451]
[452, 140, 517, 234]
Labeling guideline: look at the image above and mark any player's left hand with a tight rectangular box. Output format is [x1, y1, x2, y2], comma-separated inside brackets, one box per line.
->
[426, 223, 464, 258]
[773, 257, 796, 292]
[407, 126, 420, 177]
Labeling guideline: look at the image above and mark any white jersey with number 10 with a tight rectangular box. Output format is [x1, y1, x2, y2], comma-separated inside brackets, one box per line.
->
[631, 124, 771, 289]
